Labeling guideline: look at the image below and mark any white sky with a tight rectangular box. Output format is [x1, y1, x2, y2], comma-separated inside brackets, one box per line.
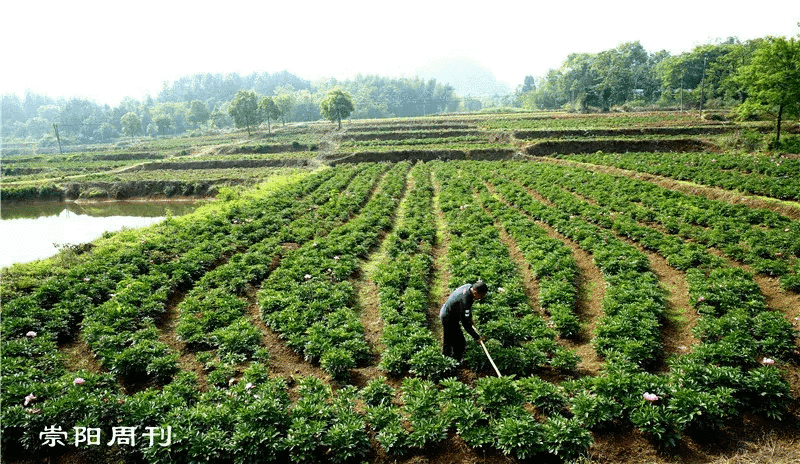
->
[2, 0, 798, 106]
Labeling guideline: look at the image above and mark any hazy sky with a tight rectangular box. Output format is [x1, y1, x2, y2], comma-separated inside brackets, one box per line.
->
[3, 0, 798, 106]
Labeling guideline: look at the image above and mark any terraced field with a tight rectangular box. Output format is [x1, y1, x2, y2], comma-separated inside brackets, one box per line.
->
[2, 111, 799, 464]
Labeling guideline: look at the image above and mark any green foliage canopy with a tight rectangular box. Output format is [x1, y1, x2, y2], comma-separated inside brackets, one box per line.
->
[319, 89, 354, 129]
[736, 36, 800, 142]
[258, 96, 280, 134]
[228, 90, 262, 135]
[120, 112, 141, 139]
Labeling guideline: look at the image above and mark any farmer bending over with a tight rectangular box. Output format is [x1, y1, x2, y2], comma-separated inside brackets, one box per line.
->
[439, 280, 487, 362]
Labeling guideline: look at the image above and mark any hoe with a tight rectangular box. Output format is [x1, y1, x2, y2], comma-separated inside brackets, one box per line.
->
[479, 339, 502, 378]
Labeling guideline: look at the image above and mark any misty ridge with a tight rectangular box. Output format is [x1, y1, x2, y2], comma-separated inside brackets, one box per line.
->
[2, 57, 513, 149]
[2, 35, 796, 149]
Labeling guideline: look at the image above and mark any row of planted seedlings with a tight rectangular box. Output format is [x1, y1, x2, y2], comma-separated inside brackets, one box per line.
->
[371, 162, 455, 379]
[292, 160, 593, 462]
[505, 161, 797, 376]
[435, 161, 581, 375]
[494, 160, 797, 447]
[0, 168, 347, 458]
[1, 164, 424, 464]
[378, 161, 592, 461]
[523, 161, 798, 372]
[482, 162, 668, 369]
[540, 163, 800, 291]
[79, 166, 372, 386]
[257, 161, 410, 380]
[477, 169, 581, 339]
[174, 163, 388, 373]
[565, 151, 800, 201]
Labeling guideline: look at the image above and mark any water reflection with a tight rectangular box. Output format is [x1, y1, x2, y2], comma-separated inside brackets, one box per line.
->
[1, 200, 202, 267]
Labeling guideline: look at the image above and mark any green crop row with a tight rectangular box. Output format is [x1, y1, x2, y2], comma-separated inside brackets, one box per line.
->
[364, 375, 592, 461]
[541, 162, 800, 289]
[486, 161, 796, 445]
[567, 151, 800, 201]
[490, 162, 667, 367]
[476, 173, 581, 338]
[174, 165, 375, 365]
[258, 162, 409, 379]
[77, 168, 361, 385]
[1, 169, 345, 457]
[433, 161, 579, 376]
[373, 163, 454, 379]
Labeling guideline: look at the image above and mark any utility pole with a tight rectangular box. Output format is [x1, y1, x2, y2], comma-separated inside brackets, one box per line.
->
[52, 123, 63, 154]
[699, 56, 707, 115]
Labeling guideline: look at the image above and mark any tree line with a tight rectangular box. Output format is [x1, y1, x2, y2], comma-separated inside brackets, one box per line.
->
[517, 37, 798, 117]
[2, 34, 797, 149]
[2, 72, 465, 148]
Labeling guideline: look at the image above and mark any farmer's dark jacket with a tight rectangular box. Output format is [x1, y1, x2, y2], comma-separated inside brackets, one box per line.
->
[439, 283, 481, 340]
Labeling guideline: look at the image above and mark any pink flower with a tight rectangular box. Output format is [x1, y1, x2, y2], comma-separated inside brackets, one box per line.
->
[73, 377, 86, 385]
[304, 274, 312, 280]
[24, 393, 36, 406]
[697, 296, 706, 303]
[26, 331, 37, 338]
[245, 382, 255, 391]
[643, 392, 659, 402]
[762, 357, 775, 365]
[26, 408, 41, 414]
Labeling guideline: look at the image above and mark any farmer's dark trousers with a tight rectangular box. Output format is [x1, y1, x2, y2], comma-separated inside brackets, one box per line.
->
[440, 313, 466, 361]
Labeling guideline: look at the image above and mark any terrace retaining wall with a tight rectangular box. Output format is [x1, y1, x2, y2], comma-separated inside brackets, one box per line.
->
[122, 159, 309, 171]
[514, 126, 732, 139]
[328, 148, 519, 165]
[524, 138, 715, 156]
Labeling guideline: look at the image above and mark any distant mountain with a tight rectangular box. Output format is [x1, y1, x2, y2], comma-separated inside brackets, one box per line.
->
[414, 57, 512, 97]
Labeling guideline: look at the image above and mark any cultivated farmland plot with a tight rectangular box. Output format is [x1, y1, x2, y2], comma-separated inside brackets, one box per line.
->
[2, 111, 799, 464]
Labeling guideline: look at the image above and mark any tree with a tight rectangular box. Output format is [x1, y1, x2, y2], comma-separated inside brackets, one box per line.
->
[187, 100, 210, 127]
[153, 114, 174, 135]
[258, 96, 280, 134]
[228, 90, 262, 135]
[319, 89, 354, 129]
[120, 112, 141, 140]
[521, 75, 536, 93]
[736, 36, 800, 142]
[274, 93, 295, 125]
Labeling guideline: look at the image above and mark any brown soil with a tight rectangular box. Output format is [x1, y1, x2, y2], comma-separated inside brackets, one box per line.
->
[156, 288, 209, 393]
[243, 284, 331, 386]
[58, 332, 104, 375]
[428, 171, 451, 345]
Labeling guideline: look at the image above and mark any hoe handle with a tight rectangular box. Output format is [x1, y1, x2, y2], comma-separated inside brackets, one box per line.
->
[479, 339, 502, 378]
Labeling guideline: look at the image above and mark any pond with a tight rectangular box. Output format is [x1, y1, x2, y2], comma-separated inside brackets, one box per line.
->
[1, 200, 203, 268]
